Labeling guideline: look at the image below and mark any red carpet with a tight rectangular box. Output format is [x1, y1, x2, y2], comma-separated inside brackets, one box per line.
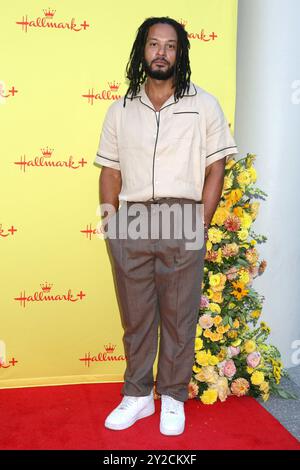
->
[0, 382, 299, 450]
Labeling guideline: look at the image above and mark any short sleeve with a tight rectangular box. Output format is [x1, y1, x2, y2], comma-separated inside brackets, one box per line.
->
[205, 98, 238, 167]
[94, 103, 120, 170]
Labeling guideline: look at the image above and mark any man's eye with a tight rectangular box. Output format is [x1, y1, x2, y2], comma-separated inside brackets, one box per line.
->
[150, 42, 157, 46]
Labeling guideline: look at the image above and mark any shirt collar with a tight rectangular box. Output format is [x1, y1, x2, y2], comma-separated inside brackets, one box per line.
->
[126, 81, 197, 111]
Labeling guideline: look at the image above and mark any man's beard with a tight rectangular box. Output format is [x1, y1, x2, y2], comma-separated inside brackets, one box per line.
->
[143, 58, 175, 80]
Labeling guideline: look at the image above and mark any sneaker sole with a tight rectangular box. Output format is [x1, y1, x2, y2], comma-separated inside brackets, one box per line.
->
[160, 423, 185, 436]
[105, 401, 155, 431]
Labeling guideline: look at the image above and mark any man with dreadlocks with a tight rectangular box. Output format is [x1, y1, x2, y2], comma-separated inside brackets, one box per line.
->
[94, 17, 238, 436]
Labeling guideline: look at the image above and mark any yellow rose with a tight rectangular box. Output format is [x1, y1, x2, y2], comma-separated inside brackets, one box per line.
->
[213, 315, 223, 325]
[195, 338, 203, 351]
[251, 371, 265, 385]
[244, 340, 256, 353]
[233, 319, 240, 329]
[209, 273, 226, 292]
[200, 388, 218, 405]
[209, 303, 221, 314]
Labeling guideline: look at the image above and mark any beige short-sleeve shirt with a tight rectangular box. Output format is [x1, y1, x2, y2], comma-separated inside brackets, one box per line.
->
[94, 81, 238, 202]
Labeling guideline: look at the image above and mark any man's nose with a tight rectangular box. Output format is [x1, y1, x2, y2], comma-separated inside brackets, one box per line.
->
[157, 44, 167, 56]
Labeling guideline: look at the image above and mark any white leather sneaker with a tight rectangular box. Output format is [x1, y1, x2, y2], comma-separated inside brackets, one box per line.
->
[160, 395, 185, 436]
[104, 389, 155, 430]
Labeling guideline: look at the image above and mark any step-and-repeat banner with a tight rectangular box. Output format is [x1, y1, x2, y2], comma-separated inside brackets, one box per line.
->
[0, 0, 238, 388]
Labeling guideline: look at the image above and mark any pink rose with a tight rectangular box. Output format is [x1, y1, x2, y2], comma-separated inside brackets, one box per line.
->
[223, 359, 237, 378]
[228, 346, 240, 358]
[247, 351, 261, 368]
[200, 295, 210, 309]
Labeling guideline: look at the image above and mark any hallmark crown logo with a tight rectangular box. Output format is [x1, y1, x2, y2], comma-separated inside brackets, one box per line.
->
[40, 281, 53, 292]
[43, 7, 56, 17]
[104, 343, 116, 353]
[179, 18, 187, 28]
[41, 146, 53, 157]
[108, 81, 120, 92]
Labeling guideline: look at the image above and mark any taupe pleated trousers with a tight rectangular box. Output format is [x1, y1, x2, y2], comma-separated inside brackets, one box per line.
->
[106, 198, 206, 402]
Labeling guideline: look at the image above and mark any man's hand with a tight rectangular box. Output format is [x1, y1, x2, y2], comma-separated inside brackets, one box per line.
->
[99, 167, 122, 233]
[202, 157, 226, 229]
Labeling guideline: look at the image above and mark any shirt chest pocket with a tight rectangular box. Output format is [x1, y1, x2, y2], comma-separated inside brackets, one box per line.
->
[163, 111, 200, 143]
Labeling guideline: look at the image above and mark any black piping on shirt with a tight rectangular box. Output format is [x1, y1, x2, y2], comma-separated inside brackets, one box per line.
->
[206, 146, 237, 159]
[96, 153, 119, 163]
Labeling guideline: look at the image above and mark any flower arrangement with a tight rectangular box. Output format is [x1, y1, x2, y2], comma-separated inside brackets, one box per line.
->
[187, 154, 296, 404]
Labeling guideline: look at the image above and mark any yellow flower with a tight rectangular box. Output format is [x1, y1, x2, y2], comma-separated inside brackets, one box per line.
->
[225, 158, 236, 170]
[195, 338, 203, 350]
[237, 170, 251, 187]
[203, 329, 212, 338]
[226, 189, 243, 205]
[208, 227, 223, 244]
[233, 319, 240, 329]
[237, 229, 249, 241]
[200, 388, 218, 405]
[244, 340, 256, 353]
[238, 269, 251, 285]
[206, 288, 213, 299]
[240, 213, 253, 229]
[217, 348, 227, 361]
[211, 332, 222, 342]
[193, 365, 201, 373]
[228, 302, 236, 308]
[224, 175, 233, 190]
[259, 381, 270, 394]
[195, 366, 218, 384]
[231, 338, 242, 347]
[250, 310, 261, 319]
[232, 281, 249, 300]
[260, 322, 271, 334]
[206, 240, 213, 251]
[209, 273, 227, 292]
[227, 330, 238, 339]
[211, 291, 224, 304]
[247, 367, 254, 374]
[213, 315, 223, 325]
[251, 371, 265, 385]
[196, 324, 203, 337]
[209, 303, 221, 314]
[248, 166, 257, 183]
[212, 207, 230, 227]
[216, 325, 226, 334]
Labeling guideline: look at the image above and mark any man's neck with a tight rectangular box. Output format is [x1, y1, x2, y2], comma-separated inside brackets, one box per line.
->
[144, 77, 175, 101]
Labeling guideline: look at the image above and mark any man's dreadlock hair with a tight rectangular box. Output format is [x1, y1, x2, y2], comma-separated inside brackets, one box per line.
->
[123, 17, 191, 107]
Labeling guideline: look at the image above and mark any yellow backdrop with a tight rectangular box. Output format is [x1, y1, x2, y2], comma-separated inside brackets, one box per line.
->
[0, 0, 238, 388]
